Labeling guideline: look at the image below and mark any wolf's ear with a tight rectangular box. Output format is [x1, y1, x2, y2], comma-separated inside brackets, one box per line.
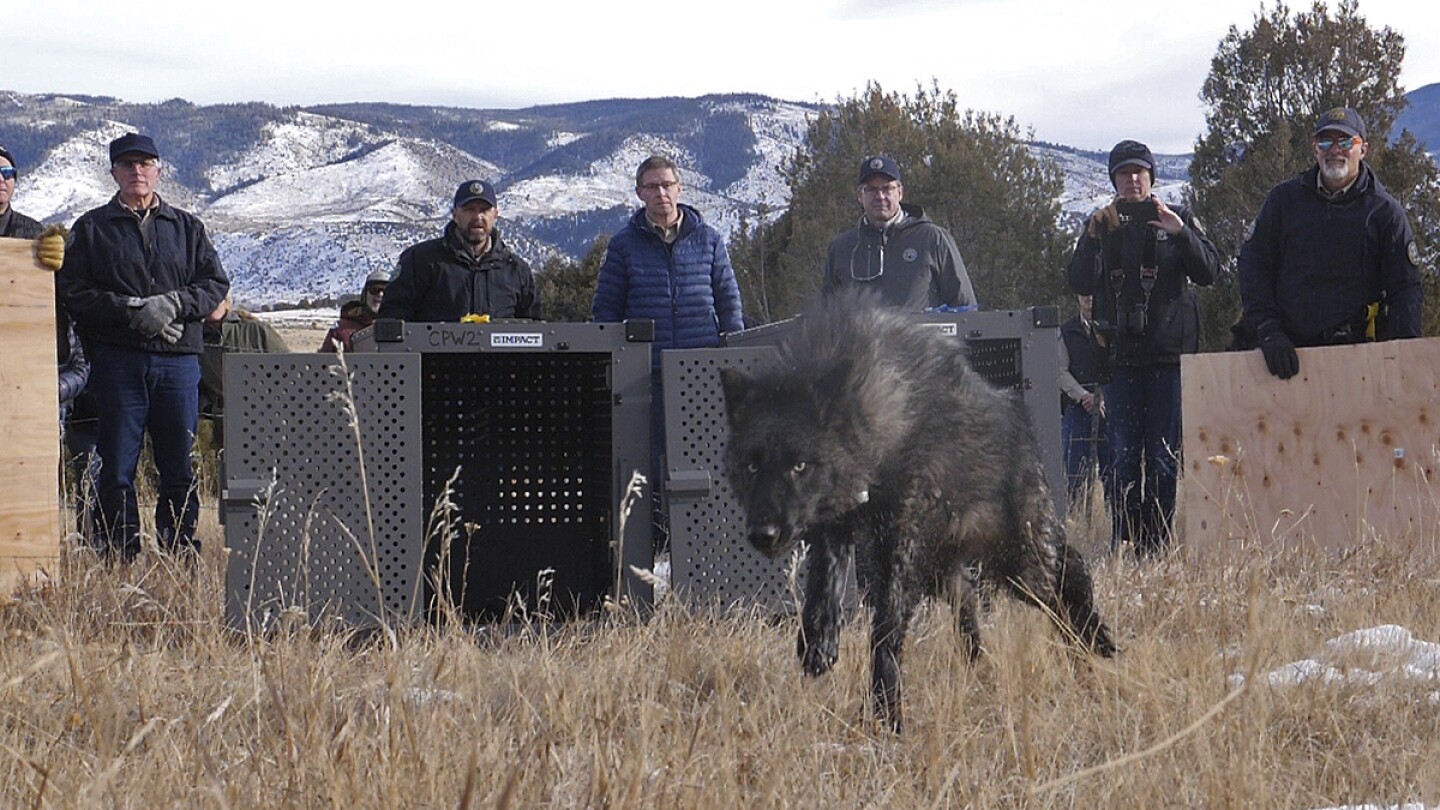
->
[719, 367, 754, 425]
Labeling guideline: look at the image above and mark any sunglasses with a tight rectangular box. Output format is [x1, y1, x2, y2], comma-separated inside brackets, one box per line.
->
[0, 166, 15, 181]
[1315, 136, 1358, 152]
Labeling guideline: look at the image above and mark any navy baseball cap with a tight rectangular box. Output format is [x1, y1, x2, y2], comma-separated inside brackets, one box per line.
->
[858, 155, 901, 185]
[453, 179, 497, 209]
[109, 132, 160, 163]
[1314, 107, 1367, 140]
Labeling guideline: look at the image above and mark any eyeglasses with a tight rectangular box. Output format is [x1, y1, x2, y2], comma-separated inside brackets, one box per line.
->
[848, 234, 887, 282]
[639, 181, 679, 193]
[860, 183, 901, 198]
[113, 157, 159, 171]
[1315, 136, 1358, 152]
[0, 167, 15, 181]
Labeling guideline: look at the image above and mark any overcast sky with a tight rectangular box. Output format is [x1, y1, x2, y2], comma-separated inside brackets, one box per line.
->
[11, 0, 1440, 153]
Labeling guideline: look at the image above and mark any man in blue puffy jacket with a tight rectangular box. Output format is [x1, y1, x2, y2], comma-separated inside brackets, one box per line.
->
[592, 155, 745, 548]
[592, 155, 744, 348]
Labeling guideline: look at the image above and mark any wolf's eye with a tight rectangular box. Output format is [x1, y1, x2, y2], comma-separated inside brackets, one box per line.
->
[746, 462, 759, 474]
[791, 462, 807, 475]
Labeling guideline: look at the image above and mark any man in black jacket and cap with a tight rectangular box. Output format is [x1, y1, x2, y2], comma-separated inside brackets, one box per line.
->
[1066, 139, 1219, 557]
[380, 180, 540, 322]
[57, 133, 230, 562]
[1238, 107, 1422, 380]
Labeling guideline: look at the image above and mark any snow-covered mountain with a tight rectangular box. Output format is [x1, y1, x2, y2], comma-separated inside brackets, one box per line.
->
[0, 91, 815, 307]
[5, 87, 1433, 308]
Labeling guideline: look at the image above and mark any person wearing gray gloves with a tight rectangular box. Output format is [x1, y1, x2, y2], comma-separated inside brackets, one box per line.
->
[57, 132, 230, 563]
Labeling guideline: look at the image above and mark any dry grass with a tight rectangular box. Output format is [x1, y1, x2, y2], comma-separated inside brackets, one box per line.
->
[7, 368, 1438, 807]
[4, 500, 1440, 809]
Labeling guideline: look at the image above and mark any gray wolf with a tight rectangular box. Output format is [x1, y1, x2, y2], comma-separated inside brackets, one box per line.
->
[720, 295, 1116, 731]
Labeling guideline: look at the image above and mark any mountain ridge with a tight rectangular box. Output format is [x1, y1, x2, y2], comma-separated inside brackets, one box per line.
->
[3, 86, 1436, 308]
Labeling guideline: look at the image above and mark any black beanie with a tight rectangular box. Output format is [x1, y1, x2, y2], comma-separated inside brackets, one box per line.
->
[1107, 140, 1155, 187]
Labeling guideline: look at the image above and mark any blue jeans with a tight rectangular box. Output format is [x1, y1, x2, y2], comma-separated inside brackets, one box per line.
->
[1103, 365, 1181, 556]
[89, 344, 201, 560]
[1061, 399, 1112, 509]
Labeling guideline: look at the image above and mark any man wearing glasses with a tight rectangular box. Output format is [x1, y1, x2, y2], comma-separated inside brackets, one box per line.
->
[592, 155, 745, 550]
[1239, 107, 1422, 380]
[0, 145, 44, 240]
[821, 155, 975, 310]
[57, 133, 230, 563]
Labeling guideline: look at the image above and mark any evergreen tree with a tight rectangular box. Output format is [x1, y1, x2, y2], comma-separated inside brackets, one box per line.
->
[1188, 0, 1440, 347]
[734, 83, 1071, 323]
[537, 236, 609, 322]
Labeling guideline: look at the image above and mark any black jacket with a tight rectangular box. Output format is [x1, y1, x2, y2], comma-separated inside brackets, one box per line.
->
[56, 195, 230, 355]
[0, 207, 42, 239]
[379, 223, 539, 322]
[1238, 163, 1421, 345]
[1066, 203, 1219, 367]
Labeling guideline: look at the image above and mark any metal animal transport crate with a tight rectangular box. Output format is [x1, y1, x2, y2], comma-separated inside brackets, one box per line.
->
[223, 320, 656, 629]
[660, 307, 1063, 612]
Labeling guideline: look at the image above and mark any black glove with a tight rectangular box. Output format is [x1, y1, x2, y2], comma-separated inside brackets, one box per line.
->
[1258, 325, 1299, 379]
[128, 292, 182, 339]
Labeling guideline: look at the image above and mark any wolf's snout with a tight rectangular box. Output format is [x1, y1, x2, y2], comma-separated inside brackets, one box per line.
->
[747, 524, 785, 556]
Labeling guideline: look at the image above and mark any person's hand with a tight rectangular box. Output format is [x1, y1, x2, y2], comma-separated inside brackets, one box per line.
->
[35, 224, 67, 271]
[1258, 325, 1299, 379]
[1086, 203, 1120, 239]
[128, 291, 182, 338]
[1153, 199, 1185, 236]
[159, 321, 184, 344]
[1079, 391, 1098, 414]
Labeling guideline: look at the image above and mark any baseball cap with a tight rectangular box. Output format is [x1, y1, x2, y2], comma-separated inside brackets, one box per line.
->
[858, 155, 901, 185]
[1314, 107, 1367, 140]
[453, 179, 497, 209]
[1107, 139, 1155, 183]
[363, 268, 390, 291]
[109, 133, 160, 163]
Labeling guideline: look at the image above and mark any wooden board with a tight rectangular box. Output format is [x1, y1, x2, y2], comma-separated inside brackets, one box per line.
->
[0, 238, 61, 595]
[1181, 338, 1440, 560]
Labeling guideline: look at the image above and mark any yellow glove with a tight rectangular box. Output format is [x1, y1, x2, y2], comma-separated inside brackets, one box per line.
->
[35, 224, 68, 271]
[461, 313, 490, 323]
[1086, 203, 1120, 240]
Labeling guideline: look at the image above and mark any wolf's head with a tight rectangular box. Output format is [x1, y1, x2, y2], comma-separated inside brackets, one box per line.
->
[719, 343, 912, 559]
[719, 366, 856, 556]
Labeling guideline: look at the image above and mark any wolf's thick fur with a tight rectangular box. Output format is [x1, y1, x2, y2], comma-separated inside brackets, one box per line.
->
[720, 295, 1116, 731]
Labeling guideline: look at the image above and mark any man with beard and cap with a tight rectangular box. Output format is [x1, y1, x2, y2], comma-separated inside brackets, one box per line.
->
[1066, 139, 1219, 557]
[821, 155, 976, 310]
[379, 180, 540, 322]
[321, 269, 389, 352]
[1238, 106, 1422, 380]
[56, 132, 230, 562]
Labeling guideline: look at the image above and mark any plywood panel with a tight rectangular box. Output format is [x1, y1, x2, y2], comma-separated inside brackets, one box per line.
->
[0, 238, 61, 595]
[1181, 339, 1440, 561]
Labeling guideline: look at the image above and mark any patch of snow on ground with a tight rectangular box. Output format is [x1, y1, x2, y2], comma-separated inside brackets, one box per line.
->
[1230, 624, 1440, 692]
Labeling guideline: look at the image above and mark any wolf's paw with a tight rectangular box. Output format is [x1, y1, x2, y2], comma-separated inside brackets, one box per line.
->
[800, 638, 838, 677]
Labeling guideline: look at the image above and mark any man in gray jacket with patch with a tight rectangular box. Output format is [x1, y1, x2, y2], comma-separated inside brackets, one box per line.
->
[822, 155, 976, 310]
